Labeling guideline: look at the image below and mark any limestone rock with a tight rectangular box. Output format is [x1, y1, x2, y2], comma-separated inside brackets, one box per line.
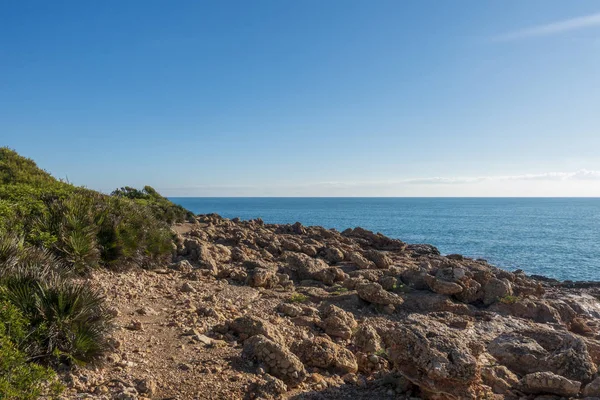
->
[229, 315, 284, 345]
[384, 314, 485, 399]
[243, 335, 307, 387]
[356, 282, 404, 305]
[350, 252, 375, 269]
[584, 376, 600, 397]
[520, 371, 581, 397]
[292, 337, 358, 373]
[483, 278, 513, 306]
[425, 274, 463, 295]
[317, 304, 357, 340]
[365, 250, 393, 269]
[353, 325, 383, 353]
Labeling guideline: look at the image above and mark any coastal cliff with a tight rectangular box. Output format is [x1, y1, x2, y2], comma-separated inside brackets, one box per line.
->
[62, 214, 600, 399]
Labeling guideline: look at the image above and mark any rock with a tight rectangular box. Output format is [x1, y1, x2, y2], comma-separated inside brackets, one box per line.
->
[488, 334, 550, 376]
[243, 335, 307, 387]
[127, 320, 143, 331]
[180, 282, 196, 293]
[285, 253, 345, 285]
[425, 274, 463, 295]
[379, 275, 398, 291]
[483, 278, 513, 306]
[356, 282, 404, 305]
[489, 329, 597, 382]
[481, 365, 520, 394]
[229, 315, 285, 345]
[170, 259, 193, 272]
[384, 314, 487, 399]
[317, 304, 358, 340]
[353, 325, 383, 353]
[251, 375, 288, 399]
[320, 247, 345, 264]
[406, 243, 440, 256]
[366, 250, 393, 269]
[247, 266, 278, 288]
[135, 379, 156, 395]
[342, 227, 405, 250]
[520, 371, 581, 397]
[231, 247, 247, 262]
[277, 303, 303, 318]
[584, 376, 600, 397]
[350, 252, 375, 269]
[292, 337, 358, 373]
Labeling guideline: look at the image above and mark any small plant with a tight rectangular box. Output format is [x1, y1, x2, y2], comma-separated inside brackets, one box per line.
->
[498, 295, 519, 304]
[375, 348, 389, 359]
[289, 293, 308, 303]
[331, 286, 348, 296]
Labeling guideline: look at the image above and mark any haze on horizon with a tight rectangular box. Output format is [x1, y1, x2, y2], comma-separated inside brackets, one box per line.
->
[1, 1, 600, 197]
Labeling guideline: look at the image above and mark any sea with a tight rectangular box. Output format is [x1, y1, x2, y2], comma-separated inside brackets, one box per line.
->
[170, 197, 600, 282]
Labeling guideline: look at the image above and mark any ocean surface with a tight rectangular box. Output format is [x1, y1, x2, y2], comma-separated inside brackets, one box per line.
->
[170, 198, 600, 281]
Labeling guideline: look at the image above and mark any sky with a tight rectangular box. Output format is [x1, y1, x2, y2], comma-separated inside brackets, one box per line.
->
[1, 0, 600, 197]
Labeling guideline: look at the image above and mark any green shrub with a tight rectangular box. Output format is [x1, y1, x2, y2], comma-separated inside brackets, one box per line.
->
[0, 235, 113, 366]
[0, 301, 58, 400]
[0, 147, 190, 271]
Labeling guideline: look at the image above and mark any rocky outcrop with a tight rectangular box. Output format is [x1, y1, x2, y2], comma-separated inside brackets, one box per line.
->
[73, 215, 600, 399]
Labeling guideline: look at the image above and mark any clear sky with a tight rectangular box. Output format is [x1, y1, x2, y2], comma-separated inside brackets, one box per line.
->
[2, 1, 600, 196]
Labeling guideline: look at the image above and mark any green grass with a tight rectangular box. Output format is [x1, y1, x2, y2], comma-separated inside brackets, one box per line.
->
[498, 295, 519, 304]
[289, 293, 309, 303]
[331, 286, 349, 296]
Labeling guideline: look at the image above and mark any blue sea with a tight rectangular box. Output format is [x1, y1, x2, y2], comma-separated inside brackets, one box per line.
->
[170, 198, 600, 282]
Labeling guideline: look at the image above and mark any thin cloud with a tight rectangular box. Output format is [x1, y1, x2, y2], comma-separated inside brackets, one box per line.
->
[493, 11, 600, 42]
[408, 170, 600, 185]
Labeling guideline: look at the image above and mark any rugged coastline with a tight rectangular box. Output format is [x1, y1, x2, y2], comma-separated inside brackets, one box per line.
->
[61, 214, 600, 399]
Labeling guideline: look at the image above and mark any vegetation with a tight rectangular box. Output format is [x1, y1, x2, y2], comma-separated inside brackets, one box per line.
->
[0, 147, 193, 395]
[289, 293, 308, 303]
[498, 294, 519, 304]
[0, 147, 193, 270]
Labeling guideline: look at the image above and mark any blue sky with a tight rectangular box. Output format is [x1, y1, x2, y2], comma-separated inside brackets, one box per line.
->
[1, 0, 600, 196]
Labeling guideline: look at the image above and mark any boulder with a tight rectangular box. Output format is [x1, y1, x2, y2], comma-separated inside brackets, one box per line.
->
[425, 274, 463, 295]
[229, 316, 285, 345]
[365, 250, 393, 269]
[356, 282, 404, 305]
[320, 247, 345, 264]
[317, 304, 357, 340]
[285, 253, 345, 285]
[520, 371, 581, 397]
[350, 252, 375, 269]
[584, 376, 600, 397]
[243, 335, 307, 387]
[481, 365, 519, 394]
[292, 337, 357, 373]
[383, 314, 486, 399]
[353, 325, 383, 353]
[483, 278, 513, 306]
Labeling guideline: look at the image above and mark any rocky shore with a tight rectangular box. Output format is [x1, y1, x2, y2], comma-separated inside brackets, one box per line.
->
[62, 214, 600, 400]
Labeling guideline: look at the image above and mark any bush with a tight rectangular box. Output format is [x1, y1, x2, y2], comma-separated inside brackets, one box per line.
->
[0, 302, 58, 400]
[0, 235, 113, 366]
[0, 147, 191, 272]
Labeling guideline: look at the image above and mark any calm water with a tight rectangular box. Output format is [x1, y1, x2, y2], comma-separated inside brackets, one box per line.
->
[170, 198, 600, 281]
